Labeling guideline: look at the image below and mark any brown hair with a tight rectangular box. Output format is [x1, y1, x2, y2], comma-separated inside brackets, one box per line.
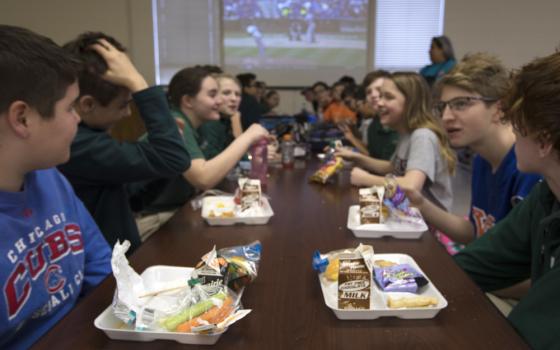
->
[0, 25, 78, 118]
[436, 53, 510, 101]
[503, 51, 560, 155]
[168, 66, 214, 108]
[63, 32, 127, 106]
[390, 72, 457, 174]
[362, 70, 390, 90]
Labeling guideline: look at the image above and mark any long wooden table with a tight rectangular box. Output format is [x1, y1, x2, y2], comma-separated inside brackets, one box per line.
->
[33, 159, 528, 349]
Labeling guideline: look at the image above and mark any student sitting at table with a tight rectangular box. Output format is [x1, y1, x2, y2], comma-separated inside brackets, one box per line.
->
[406, 53, 541, 254]
[454, 51, 560, 350]
[339, 70, 399, 161]
[130, 67, 269, 219]
[311, 81, 331, 122]
[58, 32, 191, 253]
[0, 25, 112, 350]
[336, 72, 456, 212]
[237, 73, 268, 130]
[322, 82, 357, 125]
[198, 73, 243, 159]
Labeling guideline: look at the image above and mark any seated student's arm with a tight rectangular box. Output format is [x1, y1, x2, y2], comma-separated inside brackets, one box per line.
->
[59, 172, 112, 295]
[339, 123, 369, 155]
[231, 112, 243, 138]
[61, 39, 190, 184]
[505, 268, 560, 349]
[349, 167, 426, 191]
[62, 87, 191, 185]
[184, 124, 269, 190]
[453, 185, 556, 348]
[77, 199, 112, 295]
[454, 186, 536, 292]
[335, 148, 393, 175]
[405, 188, 475, 244]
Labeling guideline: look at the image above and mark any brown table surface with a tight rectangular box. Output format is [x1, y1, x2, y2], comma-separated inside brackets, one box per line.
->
[33, 160, 528, 350]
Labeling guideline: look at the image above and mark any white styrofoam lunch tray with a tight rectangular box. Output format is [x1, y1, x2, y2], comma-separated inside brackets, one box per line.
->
[94, 265, 225, 345]
[202, 196, 273, 226]
[347, 205, 428, 239]
[319, 253, 447, 320]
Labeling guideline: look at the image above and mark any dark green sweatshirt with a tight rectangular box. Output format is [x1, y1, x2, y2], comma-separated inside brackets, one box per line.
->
[58, 86, 190, 253]
[455, 180, 560, 349]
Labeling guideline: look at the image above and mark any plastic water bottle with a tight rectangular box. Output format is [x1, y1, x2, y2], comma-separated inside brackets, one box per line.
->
[250, 137, 268, 188]
[281, 134, 295, 169]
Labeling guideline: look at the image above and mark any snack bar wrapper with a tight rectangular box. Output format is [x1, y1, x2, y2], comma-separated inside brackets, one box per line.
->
[309, 156, 344, 184]
[195, 241, 262, 293]
[373, 264, 428, 293]
[383, 174, 424, 226]
[111, 241, 251, 333]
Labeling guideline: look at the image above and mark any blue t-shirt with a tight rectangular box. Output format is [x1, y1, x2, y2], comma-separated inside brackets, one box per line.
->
[469, 147, 541, 237]
[420, 59, 456, 86]
[0, 168, 112, 349]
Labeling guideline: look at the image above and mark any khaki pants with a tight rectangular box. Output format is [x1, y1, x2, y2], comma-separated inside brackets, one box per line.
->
[136, 210, 177, 242]
[486, 293, 518, 317]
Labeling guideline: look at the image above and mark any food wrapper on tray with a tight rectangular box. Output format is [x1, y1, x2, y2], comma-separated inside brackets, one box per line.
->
[110, 241, 251, 333]
[373, 264, 428, 293]
[309, 155, 344, 184]
[194, 241, 262, 293]
[383, 174, 424, 226]
[312, 244, 375, 282]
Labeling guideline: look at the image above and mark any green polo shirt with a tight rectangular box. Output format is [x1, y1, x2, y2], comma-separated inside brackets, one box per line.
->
[198, 116, 234, 159]
[130, 109, 208, 214]
[367, 117, 399, 160]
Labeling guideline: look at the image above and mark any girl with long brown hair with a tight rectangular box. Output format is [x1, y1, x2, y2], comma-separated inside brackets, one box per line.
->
[337, 72, 456, 211]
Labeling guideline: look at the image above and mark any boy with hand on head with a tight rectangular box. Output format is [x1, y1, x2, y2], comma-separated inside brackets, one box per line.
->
[59, 32, 190, 253]
[454, 51, 560, 349]
[0, 25, 111, 349]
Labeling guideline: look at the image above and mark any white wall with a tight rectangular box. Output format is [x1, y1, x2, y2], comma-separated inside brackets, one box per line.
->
[0, 0, 156, 84]
[444, 0, 560, 70]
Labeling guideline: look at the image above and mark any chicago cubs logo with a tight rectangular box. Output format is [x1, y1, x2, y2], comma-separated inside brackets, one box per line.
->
[44, 264, 66, 294]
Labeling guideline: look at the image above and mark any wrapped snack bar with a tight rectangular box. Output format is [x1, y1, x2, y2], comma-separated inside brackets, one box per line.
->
[373, 264, 428, 293]
[309, 156, 344, 184]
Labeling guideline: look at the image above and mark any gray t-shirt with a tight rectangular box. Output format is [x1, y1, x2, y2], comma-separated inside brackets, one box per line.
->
[391, 128, 453, 211]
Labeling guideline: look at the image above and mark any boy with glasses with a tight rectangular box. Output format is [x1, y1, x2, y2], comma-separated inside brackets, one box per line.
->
[408, 53, 540, 252]
[454, 51, 560, 349]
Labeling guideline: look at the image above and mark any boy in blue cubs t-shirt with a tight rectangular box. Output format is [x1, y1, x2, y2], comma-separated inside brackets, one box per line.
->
[0, 26, 111, 349]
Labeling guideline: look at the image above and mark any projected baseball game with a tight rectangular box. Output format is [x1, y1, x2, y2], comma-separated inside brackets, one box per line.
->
[223, 0, 368, 78]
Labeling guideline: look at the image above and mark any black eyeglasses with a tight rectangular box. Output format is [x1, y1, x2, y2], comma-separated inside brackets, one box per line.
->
[434, 96, 498, 117]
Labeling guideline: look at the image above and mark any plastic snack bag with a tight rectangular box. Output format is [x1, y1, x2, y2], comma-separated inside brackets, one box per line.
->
[383, 174, 424, 226]
[309, 156, 344, 184]
[195, 241, 262, 293]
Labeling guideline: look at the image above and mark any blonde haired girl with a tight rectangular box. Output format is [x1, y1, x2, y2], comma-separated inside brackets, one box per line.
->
[337, 72, 456, 210]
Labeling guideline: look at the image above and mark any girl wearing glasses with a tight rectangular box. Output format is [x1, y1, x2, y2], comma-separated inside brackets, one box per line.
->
[408, 53, 540, 254]
[336, 72, 456, 212]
